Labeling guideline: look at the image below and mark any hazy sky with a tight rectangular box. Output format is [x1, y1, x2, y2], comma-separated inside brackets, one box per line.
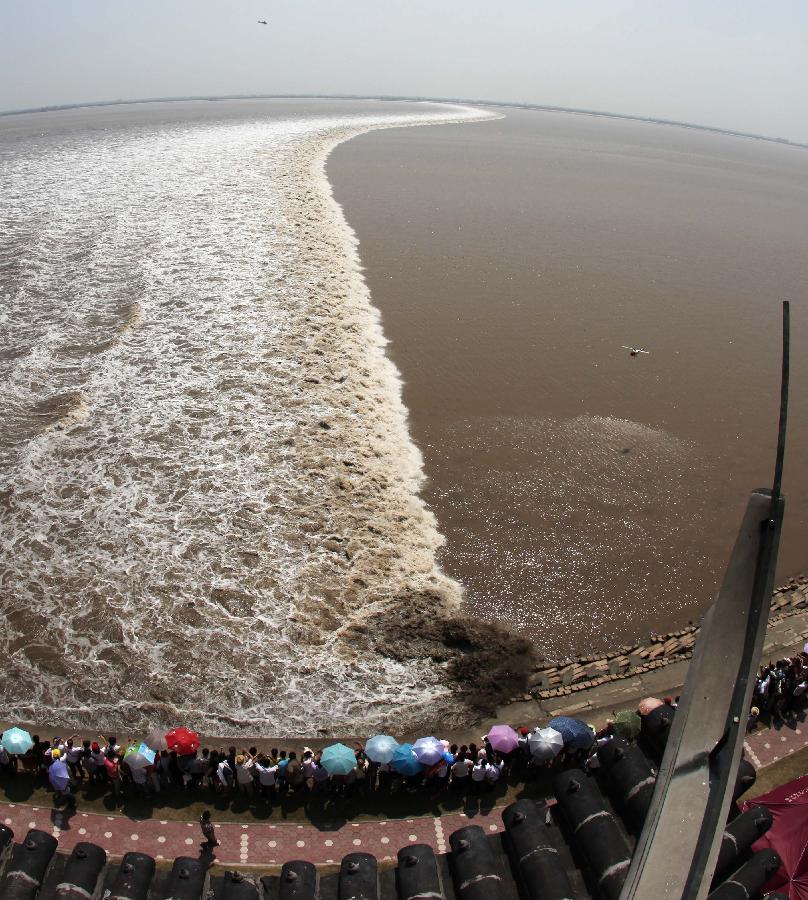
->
[3, 1, 808, 141]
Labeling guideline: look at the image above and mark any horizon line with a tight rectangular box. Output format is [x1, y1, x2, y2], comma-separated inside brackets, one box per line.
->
[1, 92, 806, 151]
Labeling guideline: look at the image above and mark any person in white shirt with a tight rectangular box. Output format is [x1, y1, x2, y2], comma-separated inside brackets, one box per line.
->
[471, 758, 489, 791]
[216, 758, 233, 793]
[451, 754, 473, 789]
[485, 759, 504, 785]
[235, 753, 255, 797]
[255, 757, 278, 799]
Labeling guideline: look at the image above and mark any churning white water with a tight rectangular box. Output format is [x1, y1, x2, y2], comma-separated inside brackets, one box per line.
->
[0, 99, 497, 734]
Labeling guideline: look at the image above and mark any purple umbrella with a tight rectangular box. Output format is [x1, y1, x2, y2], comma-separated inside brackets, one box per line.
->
[412, 736, 444, 767]
[48, 759, 70, 791]
[486, 724, 520, 754]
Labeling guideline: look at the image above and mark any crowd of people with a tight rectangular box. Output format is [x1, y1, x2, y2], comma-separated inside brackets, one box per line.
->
[749, 653, 808, 728]
[4, 675, 794, 813]
[0, 723, 621, 810]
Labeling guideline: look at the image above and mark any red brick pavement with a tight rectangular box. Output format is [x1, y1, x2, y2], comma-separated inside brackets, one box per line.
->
[744, 719, 808, 770]
[0, 801, 505, 867]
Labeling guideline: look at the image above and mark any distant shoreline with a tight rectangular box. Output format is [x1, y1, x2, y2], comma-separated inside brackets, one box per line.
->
[2, 92, 807, 152]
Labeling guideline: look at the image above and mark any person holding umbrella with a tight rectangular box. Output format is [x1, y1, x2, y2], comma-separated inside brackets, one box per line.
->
[48, 749, 76, 810]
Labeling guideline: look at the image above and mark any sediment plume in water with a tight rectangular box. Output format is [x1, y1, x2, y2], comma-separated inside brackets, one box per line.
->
[0, 100, 530, 736]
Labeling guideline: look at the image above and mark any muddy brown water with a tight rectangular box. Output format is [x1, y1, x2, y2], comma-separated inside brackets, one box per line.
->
[329, 107, 808, 659]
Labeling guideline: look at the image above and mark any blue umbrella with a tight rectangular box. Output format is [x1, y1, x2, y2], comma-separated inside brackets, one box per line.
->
[48, 759, 70, 791]
[412, 736, 444, 767]
[320, 743, 357, 776]
[1, 727, 33, 755]
[548, 716, 594, 751]
[364, 734, 399, 764]
[391, 743, 424, 776]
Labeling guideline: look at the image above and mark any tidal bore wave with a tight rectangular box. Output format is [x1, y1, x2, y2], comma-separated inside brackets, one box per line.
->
[0, 100, 527, 736]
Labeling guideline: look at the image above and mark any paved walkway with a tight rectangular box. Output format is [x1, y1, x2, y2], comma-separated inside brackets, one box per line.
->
[744, 716, 808, 769]
[0, 801, 505, 868]
[1, 722, 805, 868]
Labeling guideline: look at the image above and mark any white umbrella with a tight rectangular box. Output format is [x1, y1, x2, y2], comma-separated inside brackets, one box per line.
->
[528, 726, 564, 761]
[144, 728, 168, 752]
[412, 736, 445, 767]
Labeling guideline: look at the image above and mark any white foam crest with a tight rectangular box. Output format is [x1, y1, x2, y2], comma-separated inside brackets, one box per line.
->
[0, 102, 497, 734]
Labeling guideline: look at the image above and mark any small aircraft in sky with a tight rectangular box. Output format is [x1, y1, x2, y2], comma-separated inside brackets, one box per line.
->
[257, 19, 268, 25]
[622, 345, 650, 357]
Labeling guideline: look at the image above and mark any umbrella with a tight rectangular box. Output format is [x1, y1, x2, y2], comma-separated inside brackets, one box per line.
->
[528, 727, 564, 761]
[165, 727, 200, 756]
[548, 716, 594, 751]
[48, 759, 70, 791]
[412, 736, 444, 767]
[1, 727, 33, 755]
[487, 724, 520, 754]
[123, 745, 153, 771]
[137, 743, 156, 764]
[143, 729, 168, 752]
[639, 697, 664, 716]
[320, 743, 357, 776]
[391, 743, 424, 776]
[741, 772, 808, 899]
[614, 710, 642, 741]
[364, 734, 399, 764]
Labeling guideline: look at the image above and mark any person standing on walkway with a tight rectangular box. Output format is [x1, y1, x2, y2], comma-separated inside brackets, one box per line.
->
[199, 810, 220, 853]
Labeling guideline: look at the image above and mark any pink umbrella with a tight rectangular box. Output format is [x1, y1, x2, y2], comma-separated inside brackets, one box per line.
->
[486, 724, 520, 754]
[639, 697, 664, 716]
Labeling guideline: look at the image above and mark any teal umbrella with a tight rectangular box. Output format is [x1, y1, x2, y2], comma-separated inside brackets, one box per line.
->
[365, 734, 399, 764]
[1, 727, 33, 755]
[320, 743, 357, 776]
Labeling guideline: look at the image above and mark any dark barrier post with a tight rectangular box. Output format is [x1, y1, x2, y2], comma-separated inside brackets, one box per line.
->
[272, 860, 317, 900]
[220, 869, 259, 900]
[553, 769, 632, 900]
[105, 852, 156, 900]
[501, 798, 575, 900]
[638, 704, 675, 763]
[448, 824, 504, 900]
[0, 824, 13, 873]
[706, 849, 781, 899]
[597, 739, 657, 831]
[162, 856, 208, 900]
[0, 829, 59, 900]
[339, 852, 378, 900]
[396, 844, 442, 899]
[711, 806, 773, 886]
[732, 759, 757, 805]
[54, 842, 107, 899]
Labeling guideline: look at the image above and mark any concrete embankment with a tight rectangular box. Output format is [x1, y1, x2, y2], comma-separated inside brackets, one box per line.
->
[461, 574, 808, 745]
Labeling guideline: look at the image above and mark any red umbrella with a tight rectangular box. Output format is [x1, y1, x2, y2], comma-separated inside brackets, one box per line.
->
[165, 726, 200, 756]
[741, 773, 808, 898]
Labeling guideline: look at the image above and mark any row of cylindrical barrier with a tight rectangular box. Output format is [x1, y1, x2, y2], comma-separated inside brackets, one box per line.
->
[0, 744, 781, 900]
